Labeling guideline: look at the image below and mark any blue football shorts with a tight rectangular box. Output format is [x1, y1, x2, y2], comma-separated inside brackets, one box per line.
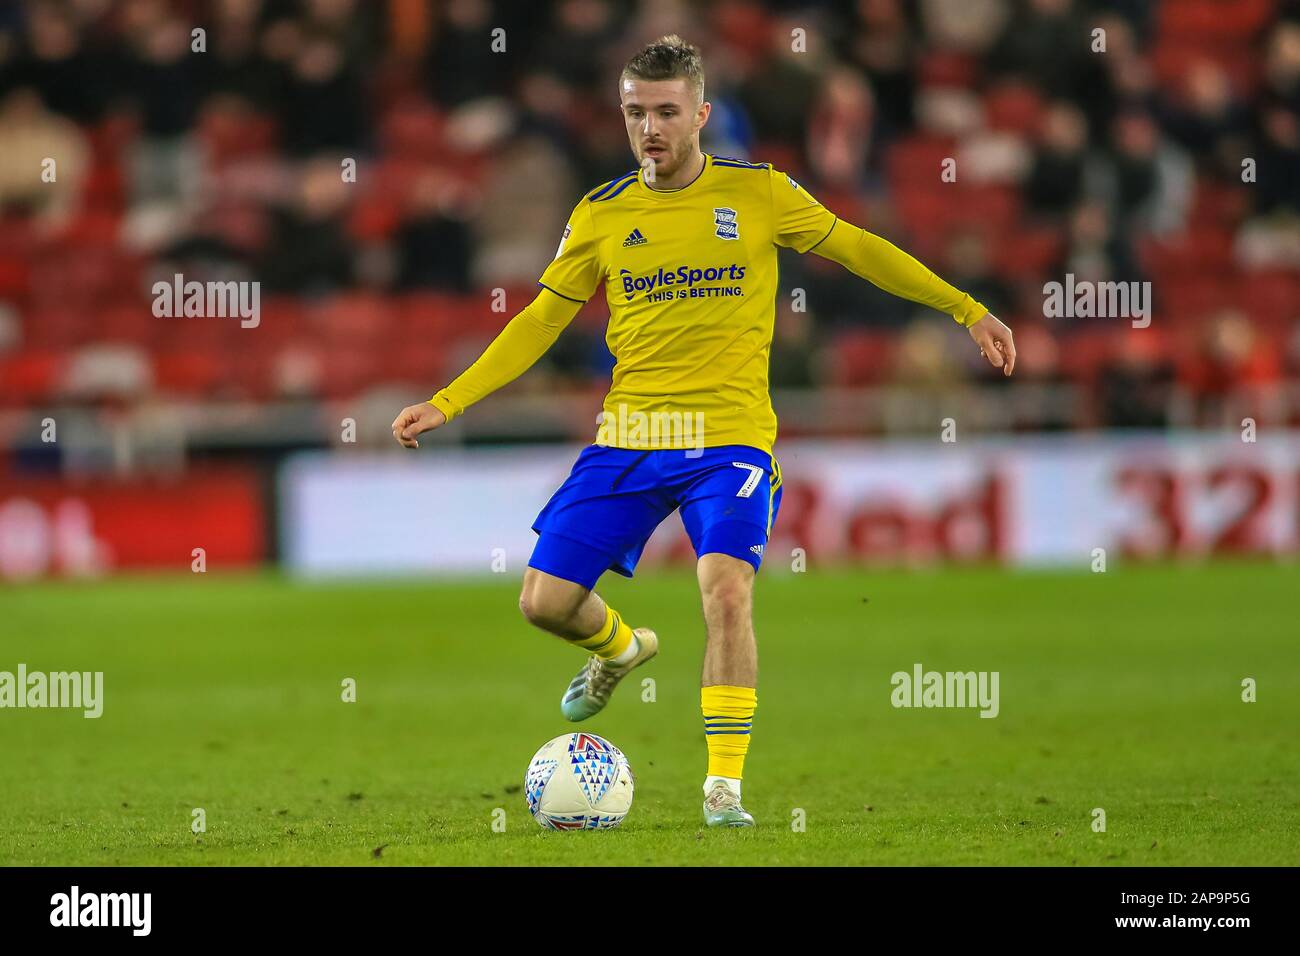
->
[528, 444, 784, 590]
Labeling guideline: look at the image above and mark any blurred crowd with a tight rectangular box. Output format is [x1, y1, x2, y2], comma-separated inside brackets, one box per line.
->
[0, 0, 1298, 435]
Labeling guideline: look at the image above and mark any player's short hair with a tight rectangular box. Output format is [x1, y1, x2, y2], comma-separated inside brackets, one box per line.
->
[622, 34, 704, 103]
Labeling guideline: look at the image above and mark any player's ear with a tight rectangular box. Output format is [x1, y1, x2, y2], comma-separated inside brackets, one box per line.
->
[695, 100, 711, 130]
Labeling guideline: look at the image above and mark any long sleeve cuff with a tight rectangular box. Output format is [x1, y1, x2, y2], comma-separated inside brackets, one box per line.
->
[426, 391, 460, 422]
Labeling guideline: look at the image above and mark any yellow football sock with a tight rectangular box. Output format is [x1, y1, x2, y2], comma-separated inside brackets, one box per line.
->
[570, 605, 634, 661]
[702, 685, 756, 779]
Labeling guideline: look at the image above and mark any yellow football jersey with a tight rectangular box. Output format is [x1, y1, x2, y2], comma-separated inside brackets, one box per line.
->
[538, 152, 836, 455]
[428, 151, 987, 452]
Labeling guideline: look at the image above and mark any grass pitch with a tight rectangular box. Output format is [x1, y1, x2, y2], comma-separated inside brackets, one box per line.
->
[2, 563, 1297, 866]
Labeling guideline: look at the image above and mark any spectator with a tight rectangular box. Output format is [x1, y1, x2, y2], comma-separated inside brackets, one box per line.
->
[260, 157, 356, 293]
[1102, 109, 1193, 235]
[276, 32, 368, 155]
[1183, 309, 1282, 425]
[395, 169, 474, 291]
[0, 0, 1291, 437]
[0, 86, 87, 228]
[1161, 60, 1253, 174]
[769, 301, 818, 389]
[1097, 330, 1176, 428]
[1024, 101, 1092, 218]
[943, 230, 1015, 318]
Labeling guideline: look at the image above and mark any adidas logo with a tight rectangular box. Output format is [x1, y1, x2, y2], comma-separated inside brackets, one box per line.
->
[750, 544, 765, 557]
[622, 228, 648, 247]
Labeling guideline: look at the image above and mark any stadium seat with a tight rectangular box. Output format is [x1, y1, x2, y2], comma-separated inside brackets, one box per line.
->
[983, 84, 1045, 137]
[0, 350, 66, 406]
[0, 254, 31, 300]
[154, 350, 227, 397]
[826, 330, 897, 387]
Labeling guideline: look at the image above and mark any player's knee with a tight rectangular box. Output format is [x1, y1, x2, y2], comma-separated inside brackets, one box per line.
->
[517, 589, 548, 629]
[700, 572, 751, 622]
[519, 582, 576, 632]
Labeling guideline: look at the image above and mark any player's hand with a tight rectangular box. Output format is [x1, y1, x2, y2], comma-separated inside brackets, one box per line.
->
[969, 313, 1016, 377]
[391, 402, 446, 448]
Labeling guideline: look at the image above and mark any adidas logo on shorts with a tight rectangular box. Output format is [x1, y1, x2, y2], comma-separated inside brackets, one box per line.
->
[623, 228, 648, 247]
[750, 544, 764, 557]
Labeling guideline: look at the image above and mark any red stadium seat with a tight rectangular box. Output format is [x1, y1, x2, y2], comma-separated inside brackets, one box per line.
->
[22, 307, 92, 350]
[1189, 180, 1248, 229]
[196, 105, 278, 167]
[320, 346, 385, 399]
[916, 51, 978, 89]
[992, 228, 1062, 280]
[1157, 0, 1275, 41]
[983, 84, 1045, 136]
[384, 338, 445, 389]
[312, 292, 392, 346]
[154, 350, 226, 397]
[949, 185, 1021, 232]
[826, 330, 897, 387]
[0, 254, 31, 300]
[1238, 270, 1300, 328]
[378, 99, 446, 160]
[81, 165, 126, 216]
[887, 135, 957, 187]
[1153, 43, 1261, 97]
[254, 296, 308, 345]
[1055, 329, 1114, 384]
[0, 350, 67, 405]
[97, 303, 155, 345]
[1139, 228, 1235, 278]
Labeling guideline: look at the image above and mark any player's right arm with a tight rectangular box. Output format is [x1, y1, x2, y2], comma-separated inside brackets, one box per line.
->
[392, 197, 602, 448]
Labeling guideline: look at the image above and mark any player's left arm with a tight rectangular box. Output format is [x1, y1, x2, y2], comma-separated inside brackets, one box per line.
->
[812, 222, 1015, 376]
[769, 167, 1015, 375]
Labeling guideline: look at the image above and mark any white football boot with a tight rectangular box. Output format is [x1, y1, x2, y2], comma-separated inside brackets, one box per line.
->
[560, 627, 659, 722]
[702, 779, 755, 828]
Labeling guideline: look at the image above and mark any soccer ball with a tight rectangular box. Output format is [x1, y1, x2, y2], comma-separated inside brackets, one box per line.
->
[524, 732, 635, 830]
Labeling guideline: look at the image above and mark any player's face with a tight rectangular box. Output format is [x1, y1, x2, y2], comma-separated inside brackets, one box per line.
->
[619, 78, 708, 179]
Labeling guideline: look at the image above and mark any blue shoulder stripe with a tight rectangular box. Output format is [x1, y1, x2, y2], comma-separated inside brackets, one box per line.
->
[587, 171, 637, 201]
[711, 154, 770, 170]
[592, 176, 638, 202]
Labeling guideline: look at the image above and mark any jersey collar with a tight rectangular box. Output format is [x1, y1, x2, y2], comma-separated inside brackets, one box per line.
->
[637, 151, 711, 198]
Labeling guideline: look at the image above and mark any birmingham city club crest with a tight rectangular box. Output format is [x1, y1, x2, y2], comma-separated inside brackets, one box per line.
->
[714, 207, 739, 240]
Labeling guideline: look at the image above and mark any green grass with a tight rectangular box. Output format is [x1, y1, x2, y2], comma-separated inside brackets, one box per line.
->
[2, 563, 1298, 866]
